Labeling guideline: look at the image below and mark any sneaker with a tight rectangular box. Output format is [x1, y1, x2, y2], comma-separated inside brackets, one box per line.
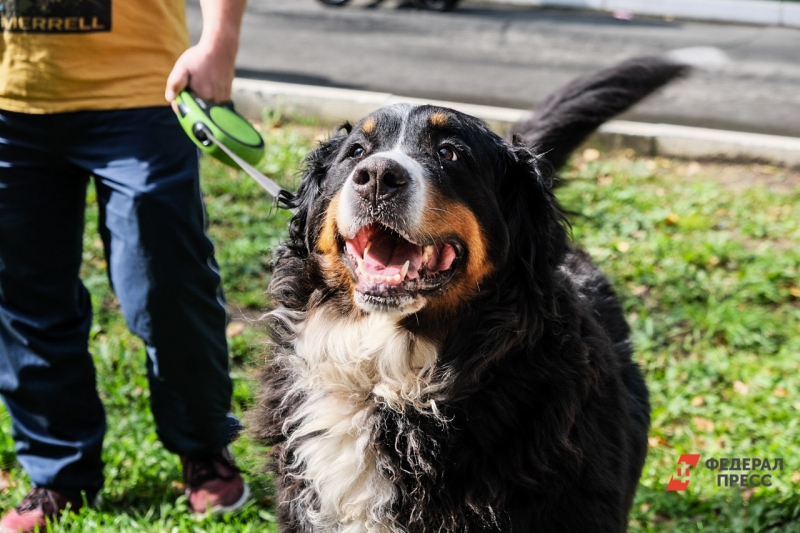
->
[0, 487, 83, 533]
[181, 447, 250, 515]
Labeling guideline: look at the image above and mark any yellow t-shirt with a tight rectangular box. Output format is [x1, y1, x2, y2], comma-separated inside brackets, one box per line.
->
[0, 0, 189, 113]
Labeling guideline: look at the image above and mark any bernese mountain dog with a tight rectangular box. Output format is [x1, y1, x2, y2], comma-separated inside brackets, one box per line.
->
[254, 56, 688, 532]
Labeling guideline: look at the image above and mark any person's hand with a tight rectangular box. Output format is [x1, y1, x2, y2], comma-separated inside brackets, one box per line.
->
[165, 40, 237, 104]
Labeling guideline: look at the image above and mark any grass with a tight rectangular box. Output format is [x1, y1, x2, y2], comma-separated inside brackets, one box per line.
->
[1, 121, 799, 532]
[559, 152, 800, 531]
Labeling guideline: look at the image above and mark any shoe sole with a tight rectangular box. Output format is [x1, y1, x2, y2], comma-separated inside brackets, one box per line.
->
[194, 482, 251, 518]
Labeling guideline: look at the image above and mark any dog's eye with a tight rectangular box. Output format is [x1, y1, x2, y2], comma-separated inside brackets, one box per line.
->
[351, 145, 365, 158]
[438, 146, 458, 161]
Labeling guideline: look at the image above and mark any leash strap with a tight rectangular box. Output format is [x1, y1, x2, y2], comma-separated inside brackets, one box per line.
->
[200, 126, 298, 214]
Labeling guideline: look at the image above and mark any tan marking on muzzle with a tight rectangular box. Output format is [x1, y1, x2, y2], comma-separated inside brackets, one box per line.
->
[419, 193, 492, 314]
[317, 194, 357, 294]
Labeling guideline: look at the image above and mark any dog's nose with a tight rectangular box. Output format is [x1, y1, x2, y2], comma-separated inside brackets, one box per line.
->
[352, 157, 411, 203]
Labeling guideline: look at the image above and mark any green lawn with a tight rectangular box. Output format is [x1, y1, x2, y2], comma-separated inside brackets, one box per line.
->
[0, 122, 798, 532]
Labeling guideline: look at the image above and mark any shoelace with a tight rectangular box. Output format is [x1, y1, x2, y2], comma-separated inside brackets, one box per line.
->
[184, 453, 241, 488]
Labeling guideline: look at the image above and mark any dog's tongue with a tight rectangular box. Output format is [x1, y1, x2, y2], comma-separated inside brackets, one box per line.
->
[345, 224, 457, 286]
[362, 230, 422, 278]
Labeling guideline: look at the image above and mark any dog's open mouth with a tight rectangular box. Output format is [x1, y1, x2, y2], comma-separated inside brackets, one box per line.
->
[342, 223, 461, 306]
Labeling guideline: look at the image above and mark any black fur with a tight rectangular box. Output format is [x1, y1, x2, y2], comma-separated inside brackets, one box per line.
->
[509, 56, 687, 170]
[254, 56, 685, 532]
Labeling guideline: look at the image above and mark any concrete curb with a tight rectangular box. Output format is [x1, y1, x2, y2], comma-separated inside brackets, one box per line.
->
[232, 78, 800, 167]
[480, 0, 800, 29]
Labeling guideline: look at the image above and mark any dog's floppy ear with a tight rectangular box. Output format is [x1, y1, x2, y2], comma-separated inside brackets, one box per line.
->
[282, 124, 350, 254]
[499, 136, 569, 297]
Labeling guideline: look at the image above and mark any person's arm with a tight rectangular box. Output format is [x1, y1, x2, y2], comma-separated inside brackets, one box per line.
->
[165, 0, 247, 103]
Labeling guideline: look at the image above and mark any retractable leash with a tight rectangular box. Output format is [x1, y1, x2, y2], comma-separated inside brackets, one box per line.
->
[174, 91, 297, 213]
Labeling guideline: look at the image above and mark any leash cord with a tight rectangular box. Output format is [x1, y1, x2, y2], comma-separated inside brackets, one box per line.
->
[199, 125, 298, 214]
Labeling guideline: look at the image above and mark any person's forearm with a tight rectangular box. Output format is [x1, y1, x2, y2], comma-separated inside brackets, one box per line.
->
[165, 0, 247, 102]
[197, 0, 247, 56]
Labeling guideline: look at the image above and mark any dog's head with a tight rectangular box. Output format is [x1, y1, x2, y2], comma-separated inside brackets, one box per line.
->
[284, 104, 567, 318]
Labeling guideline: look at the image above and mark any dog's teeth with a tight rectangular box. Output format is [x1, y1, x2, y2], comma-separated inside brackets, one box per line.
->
[423, 246, 434, 265]
[400, 260, 410, 279]
[358, 260, 367, 277]
[393, 274, 401, 283]
[364, 241, 371, 260]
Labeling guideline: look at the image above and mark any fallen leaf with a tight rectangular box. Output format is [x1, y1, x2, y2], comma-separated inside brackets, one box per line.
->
[582, 148, 600, 162]
[632, 285, 649, 297]
[733, 381, 749, 395]
[790, 286, 800, 298]
[665, 213, 680, 226]
[686, 161, 702, 177]
[647, 436, 669, 448]
[616, 241, 630, 253]
[773, 387, 788, 398]
[171, 481, 185, 493]
[693, 417, 715, 432]
[691, 396, 705, 407]
[792, 471, 800, 484]
[708, 256, 720, 267]
[226, 322, 246, 338]
[0, 470, 12, 492]
[598, 175, 613, 186]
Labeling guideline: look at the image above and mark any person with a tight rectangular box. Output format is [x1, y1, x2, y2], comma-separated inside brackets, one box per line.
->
[0, 1, 250, 531]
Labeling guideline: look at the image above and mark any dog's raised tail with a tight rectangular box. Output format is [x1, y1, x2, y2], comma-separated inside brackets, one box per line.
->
[508, 55, 689, 171]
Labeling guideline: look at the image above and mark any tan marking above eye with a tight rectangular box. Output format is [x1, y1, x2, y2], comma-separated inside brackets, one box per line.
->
[361, 118, 377, 135]
[429, 112, 450, 128]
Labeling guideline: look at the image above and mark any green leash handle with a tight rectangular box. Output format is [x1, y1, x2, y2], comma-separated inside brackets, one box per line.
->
[174, 91, 294, 211]
[175, 91, 265, 166]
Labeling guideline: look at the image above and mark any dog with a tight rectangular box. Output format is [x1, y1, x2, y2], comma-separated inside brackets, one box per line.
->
[253, 56, 688, 532]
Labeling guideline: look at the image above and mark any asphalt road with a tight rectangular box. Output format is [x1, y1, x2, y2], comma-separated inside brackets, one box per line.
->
[188, 0, 800, 137]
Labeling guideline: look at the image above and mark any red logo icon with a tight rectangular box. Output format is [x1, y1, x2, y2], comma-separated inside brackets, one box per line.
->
[666, 454, 701, 491]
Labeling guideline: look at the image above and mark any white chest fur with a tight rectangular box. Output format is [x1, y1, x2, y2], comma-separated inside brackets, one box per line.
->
[280, 309, 441, 532]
